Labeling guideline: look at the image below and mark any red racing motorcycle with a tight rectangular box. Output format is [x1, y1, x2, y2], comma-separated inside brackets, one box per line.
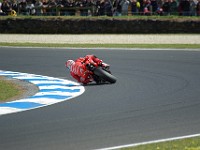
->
[85, 60, 117, 84]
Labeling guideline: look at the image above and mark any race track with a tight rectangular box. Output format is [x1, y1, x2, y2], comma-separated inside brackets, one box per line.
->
[0, 47, 200, 150]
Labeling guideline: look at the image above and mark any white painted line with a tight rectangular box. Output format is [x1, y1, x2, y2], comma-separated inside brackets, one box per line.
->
[96, 133, 200, 150]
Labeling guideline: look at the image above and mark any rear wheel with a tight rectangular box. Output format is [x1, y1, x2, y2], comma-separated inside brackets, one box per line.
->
[93, 68, 117, 84]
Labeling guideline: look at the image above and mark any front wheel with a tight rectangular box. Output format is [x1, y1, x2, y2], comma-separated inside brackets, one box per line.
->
[93, 68, 117, 84]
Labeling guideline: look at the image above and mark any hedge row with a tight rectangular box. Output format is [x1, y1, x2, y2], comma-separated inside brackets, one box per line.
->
[0, 17, 200, 33]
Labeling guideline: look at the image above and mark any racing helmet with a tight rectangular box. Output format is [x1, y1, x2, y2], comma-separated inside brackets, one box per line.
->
[66, 60, 75, 70]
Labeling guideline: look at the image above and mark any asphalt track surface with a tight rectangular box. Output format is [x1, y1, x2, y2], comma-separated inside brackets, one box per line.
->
[0, 47, 200, 150]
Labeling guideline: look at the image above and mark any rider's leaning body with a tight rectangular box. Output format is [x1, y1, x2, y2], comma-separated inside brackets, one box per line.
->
[66, 55, 103, 84]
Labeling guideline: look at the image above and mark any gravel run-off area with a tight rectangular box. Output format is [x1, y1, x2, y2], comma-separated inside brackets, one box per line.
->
[0, 34, 200, 44]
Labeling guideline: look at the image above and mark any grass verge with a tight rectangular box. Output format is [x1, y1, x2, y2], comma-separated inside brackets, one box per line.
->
[1, 15, 200, 21]
[0, 77, 23, 102]
[0, 43, 200, 49]
[122, 136, 200, 150]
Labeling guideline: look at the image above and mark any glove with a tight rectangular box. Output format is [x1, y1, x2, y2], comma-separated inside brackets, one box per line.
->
[98, 60, 103, 66]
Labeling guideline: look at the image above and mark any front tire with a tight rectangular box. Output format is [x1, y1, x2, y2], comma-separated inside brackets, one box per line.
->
[93, 68, 117, 84]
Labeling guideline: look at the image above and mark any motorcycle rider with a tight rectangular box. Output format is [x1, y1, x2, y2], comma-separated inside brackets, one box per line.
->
[66, 54, 106, 84]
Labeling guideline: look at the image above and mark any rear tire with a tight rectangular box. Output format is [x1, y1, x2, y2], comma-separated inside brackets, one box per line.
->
[93, 68, 117, 84]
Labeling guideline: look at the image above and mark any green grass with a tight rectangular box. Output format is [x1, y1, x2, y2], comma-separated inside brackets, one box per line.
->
[0, 15, 200, 21]
[0, 43, 200, 49]
[122, 136, 200, 150]
[0, 77, 22, 102]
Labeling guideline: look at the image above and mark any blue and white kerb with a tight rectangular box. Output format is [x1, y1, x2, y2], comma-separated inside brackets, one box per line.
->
[0, 70, 85, 116]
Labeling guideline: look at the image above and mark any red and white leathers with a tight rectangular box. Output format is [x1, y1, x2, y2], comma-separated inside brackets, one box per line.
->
[66, 55, 103, 84]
